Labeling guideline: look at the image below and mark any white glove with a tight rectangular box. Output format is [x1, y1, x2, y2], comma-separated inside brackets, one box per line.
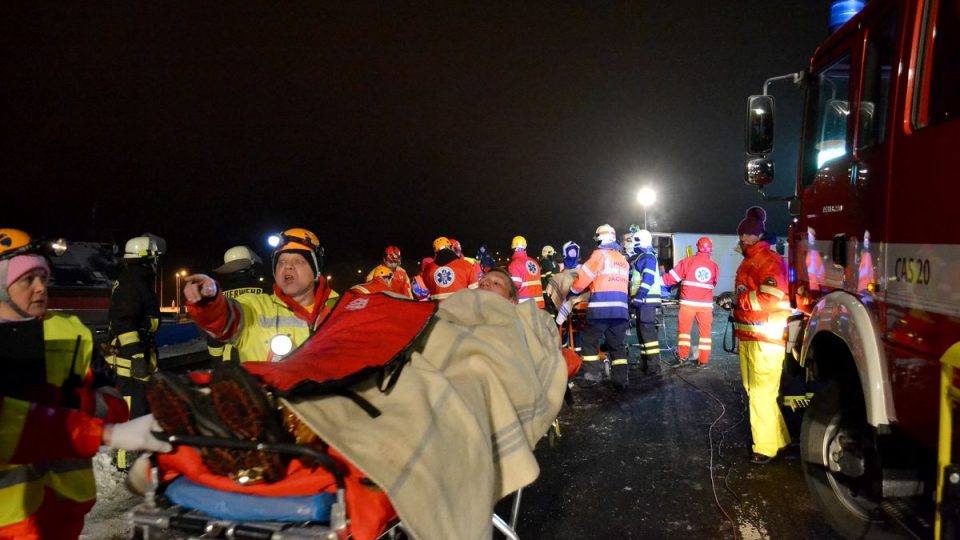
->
[104, 414, 172, 453]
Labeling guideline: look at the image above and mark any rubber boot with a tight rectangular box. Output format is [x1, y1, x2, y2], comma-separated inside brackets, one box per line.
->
[610, 363, 629, 390]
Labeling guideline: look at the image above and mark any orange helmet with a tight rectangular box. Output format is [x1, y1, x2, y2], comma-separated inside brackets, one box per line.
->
[433, 236, 453, 254]
[384, 245, 401, 264]
[0, 229, 35, 260]
[272, 228, 323, 279]
[696, 236, 713, 254]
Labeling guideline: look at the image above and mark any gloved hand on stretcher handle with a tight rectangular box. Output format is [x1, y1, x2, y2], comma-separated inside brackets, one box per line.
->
[101, 413, 173, 453]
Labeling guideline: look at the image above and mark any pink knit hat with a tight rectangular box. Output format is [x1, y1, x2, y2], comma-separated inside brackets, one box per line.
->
[3, 255, 50, 289]
[737, 206, 767, 236]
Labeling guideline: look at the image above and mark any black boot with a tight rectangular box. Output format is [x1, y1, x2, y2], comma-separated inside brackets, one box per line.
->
[646, 355, 661, 375]
[610, 364, 629, 390]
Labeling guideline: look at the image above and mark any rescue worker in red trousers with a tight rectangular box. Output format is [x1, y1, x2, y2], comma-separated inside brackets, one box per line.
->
[106, 235, 163, 469]
[366, 245, 412, 298]
[183, 228, 339, 363]
[728, 207, 792, 464]
[661, 236, 719, 368]
[627, 229, 662, 375]
[0, 229, 171, 540]
[422, 237, 478, 301]
[508, 236, 545, 308]
[570, 224, 631, 389]
[208, 245, 267, 363]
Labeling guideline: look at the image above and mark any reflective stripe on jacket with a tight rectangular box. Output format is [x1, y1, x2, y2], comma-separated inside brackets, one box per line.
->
[0, 314, 104, 527]
[662, 252, 719, 310]
[509, 251, 545, 308]
[571, 246, 630, 320]
[733, 241, 791, 344]
[629, 248, 662, 306]
[189, 281, 339, 363]
[366, 265, 413, 298]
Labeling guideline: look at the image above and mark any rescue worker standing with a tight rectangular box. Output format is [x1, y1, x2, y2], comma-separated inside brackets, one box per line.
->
[539, 245, 559, 288]
[208, 245, 266, 363]
[661, 236, 719, 368]
[730, 207, 792, 464]
[476, 243, 496, 274]
[366, 245, 412, 298]
[570, 225, 631, 389]
[422, 237, 478, 301]
[0, 229, 171, 539]
[106, 235, 162, 469]
[627, 229, 662, 374]
[508, 236, 545, 308]
[184, 228, 339, 362]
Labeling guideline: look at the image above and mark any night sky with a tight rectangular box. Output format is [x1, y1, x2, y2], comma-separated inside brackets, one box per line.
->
[2, 2, 833, 298]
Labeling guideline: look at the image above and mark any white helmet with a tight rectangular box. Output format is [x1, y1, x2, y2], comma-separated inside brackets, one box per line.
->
[541, 245, 556, 258]
[594, 224, 616, 245]
[215, 245, 263, 273]
[123, 236, 160, 260]
[635, 229, 652, 249]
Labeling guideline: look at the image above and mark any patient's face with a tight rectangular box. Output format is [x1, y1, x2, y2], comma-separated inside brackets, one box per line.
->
[479, 272, 515, 303]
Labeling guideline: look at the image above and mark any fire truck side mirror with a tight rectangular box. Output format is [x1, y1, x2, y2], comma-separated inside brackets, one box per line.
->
[745, 158, 775, 187]
[746, 95, 775, 156]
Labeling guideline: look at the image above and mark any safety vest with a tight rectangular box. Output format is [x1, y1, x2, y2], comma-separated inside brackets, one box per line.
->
[571, 246, 630, 320]
[0, 314, 97, 527]
[509, 251, 545, 308]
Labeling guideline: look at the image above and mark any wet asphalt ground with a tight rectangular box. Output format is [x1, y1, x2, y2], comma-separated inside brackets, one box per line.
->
[501, 305, 844, 540]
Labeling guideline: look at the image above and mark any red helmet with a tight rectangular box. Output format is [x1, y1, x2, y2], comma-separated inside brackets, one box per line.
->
[384, 245, 401, 264]
[696, 237, 713, 254]
[449, 238, 463, 257]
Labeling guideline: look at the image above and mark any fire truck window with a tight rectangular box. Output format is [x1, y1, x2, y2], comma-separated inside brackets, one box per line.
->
[926, 0, 960, 126]
[858, 11, 897, 149]
[800, 54, 852, 187]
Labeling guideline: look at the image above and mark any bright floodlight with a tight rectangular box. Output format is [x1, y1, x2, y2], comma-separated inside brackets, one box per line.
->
[637, 186, 657, 207]
[267, 234, 281, 248]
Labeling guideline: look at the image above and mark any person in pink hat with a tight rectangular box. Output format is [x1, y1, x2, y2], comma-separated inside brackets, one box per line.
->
[0, 229, 171, 539]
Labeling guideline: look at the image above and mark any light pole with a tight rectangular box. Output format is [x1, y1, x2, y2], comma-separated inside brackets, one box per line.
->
[175, 270, 187, 317]
[636, 186, 657, 229]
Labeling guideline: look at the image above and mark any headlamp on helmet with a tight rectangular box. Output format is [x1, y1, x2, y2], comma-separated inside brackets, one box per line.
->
[271, 228, 324, 280]
[0, 229, 68, 261]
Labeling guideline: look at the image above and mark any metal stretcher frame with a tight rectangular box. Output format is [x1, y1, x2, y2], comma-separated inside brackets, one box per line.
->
[129, 434, 524, 539]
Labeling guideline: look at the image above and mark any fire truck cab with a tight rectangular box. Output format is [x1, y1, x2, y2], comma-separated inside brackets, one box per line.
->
[744, 0, 959, 538]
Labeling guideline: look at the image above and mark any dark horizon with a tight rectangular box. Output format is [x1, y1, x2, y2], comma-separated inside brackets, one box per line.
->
[3, 2, 834, 300]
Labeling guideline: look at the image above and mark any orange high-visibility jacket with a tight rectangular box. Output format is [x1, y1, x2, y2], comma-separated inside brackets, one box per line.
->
[733, 241, 792, 344]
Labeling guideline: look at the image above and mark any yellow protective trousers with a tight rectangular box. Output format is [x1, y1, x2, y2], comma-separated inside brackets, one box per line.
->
[739, 340, 791, 457]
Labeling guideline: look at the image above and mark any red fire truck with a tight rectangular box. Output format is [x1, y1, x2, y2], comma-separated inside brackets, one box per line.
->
[744, 0, 959, 538]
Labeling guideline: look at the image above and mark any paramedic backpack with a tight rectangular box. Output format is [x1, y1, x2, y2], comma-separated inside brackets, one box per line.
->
[244, 289, 437, 406]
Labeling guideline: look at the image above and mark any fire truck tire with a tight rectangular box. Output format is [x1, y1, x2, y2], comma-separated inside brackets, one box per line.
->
[800, 382, 898, 539]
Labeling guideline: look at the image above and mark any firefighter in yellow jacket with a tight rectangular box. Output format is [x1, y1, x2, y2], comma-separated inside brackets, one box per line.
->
[0, 229, 171, 539]
[184, 228, 339, 362]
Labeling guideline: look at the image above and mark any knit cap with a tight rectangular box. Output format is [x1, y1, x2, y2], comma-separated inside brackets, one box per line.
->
[3, 255, 49, 289]
[737, 206, 767, 236]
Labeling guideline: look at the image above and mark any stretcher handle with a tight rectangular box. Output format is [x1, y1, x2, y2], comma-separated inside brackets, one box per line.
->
[166, 434, 346, 490]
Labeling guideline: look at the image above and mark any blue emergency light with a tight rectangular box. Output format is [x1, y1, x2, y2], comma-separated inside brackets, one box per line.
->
[829, 1, 865, 33]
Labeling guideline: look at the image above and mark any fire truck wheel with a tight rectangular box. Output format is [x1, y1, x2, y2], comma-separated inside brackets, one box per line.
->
[800, 382, 898, 539]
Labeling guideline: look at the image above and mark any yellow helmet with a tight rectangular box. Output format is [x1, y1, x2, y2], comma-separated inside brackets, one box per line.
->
[511, 236, 527, 250]
[370, 265, 394, 281]
[272, 227, 323, 279]
[433, 236, 453, 254]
